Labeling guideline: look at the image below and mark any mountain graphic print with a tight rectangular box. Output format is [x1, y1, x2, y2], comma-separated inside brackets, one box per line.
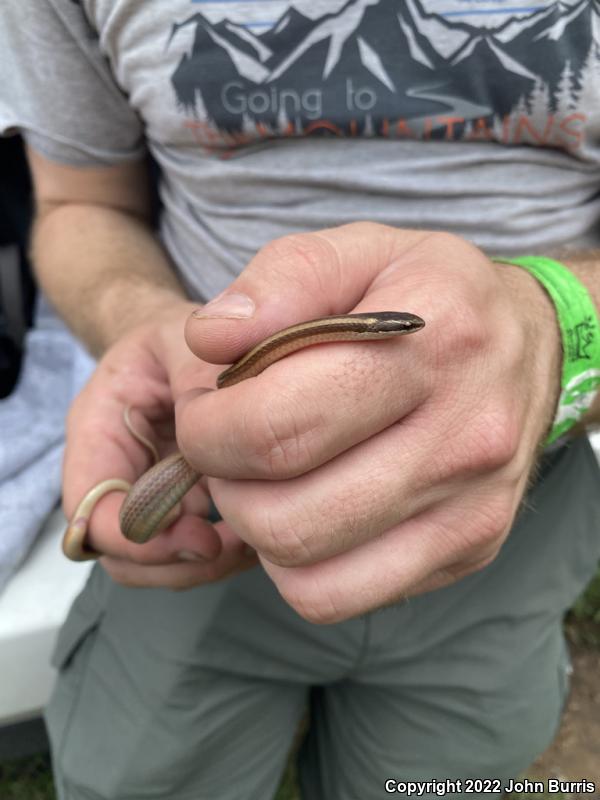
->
[169, 0, 600, 156]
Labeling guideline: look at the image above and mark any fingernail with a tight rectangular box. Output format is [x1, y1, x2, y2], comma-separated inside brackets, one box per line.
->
[178, 550, 209, 562]
[192, 292, 255, 319]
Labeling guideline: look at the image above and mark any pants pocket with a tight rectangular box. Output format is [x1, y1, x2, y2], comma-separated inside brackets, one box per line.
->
[45, 573, 106, 780]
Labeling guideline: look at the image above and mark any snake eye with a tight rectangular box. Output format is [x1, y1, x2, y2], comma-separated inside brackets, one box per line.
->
[368, 312, 425, 333]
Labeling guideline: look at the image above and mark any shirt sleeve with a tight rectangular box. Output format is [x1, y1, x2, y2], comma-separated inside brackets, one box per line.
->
[0, 0, 145, 166]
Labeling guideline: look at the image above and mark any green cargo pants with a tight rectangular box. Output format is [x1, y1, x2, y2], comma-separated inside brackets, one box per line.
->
[46, 437, 600, 800]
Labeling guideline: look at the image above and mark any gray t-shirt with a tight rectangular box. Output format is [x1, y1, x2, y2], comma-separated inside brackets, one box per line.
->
[1, 0, 599, 301]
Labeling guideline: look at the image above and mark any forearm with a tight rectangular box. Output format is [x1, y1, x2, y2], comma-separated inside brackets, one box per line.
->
[32, 202, 186, 356]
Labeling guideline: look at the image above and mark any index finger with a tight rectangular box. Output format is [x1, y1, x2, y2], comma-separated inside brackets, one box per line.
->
[62, 370, 170, 516]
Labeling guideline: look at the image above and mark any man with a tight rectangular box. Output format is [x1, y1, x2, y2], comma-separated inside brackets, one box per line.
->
[1, 1, 599, 798]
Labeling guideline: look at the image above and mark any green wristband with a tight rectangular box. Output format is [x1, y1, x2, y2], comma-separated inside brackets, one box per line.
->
[493, 255, 600, 446]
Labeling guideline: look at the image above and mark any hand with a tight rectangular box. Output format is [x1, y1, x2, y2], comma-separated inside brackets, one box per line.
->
[63, 300, 256, 589]
[180, 223, 561, 622]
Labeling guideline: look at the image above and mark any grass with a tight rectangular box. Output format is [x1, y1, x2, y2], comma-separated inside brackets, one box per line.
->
[0, 758, 575, 800]
[0, 754, 54, 800]
[2, 566, 599, 800]
[565, 568, 600, 648]
[277, 760, 301, 800]
[0, 753, 300, 800]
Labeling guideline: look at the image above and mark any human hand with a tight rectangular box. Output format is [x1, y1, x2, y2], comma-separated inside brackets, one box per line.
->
[63, 299, 256, 588]
[181, 223, 561, 621]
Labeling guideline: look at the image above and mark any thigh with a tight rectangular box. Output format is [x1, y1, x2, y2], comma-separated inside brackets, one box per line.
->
[46, 569, 309, 800]
[298, 626, 570, 800]
[48, 634, 306, 800]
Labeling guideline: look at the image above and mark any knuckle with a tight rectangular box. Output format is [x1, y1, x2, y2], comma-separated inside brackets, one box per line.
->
[448, 308, 490, 359]
[428, 230, 468, 254]
[432, 547, 499, 586]
[241, 393, 322, 478]
[248, 501, 316, 566]
[428, 305, 489, 377]
[341, 220, 390, 243]
[172, 575, 204, 591]
[257, 233, 338, 292]
[470, 549, 500, 572]
[470, 494, 516, 547]
[465, 407, 521, 473]
[426, 232, 488, 276]
[123, 541, 157, 566]
[261, 414, 310, 478]
[293, 602, 343, 626]
[102, 560, 136, 587]
[279, 582, 346, 625]
[181, 562, 220, 587]
[438, 406, 520, 481]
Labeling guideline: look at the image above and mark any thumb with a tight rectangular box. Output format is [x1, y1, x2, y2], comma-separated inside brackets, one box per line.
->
[185, 223, 426, 365]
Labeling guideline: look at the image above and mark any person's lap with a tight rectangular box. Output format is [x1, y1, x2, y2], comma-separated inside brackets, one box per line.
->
[46, 437, 600, 800]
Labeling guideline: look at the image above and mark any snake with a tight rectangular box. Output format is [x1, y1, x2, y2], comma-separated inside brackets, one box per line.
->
[62, 311, 425, 561]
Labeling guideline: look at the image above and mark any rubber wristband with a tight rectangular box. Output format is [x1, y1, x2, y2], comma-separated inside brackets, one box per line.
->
[493, 256, 600, 446]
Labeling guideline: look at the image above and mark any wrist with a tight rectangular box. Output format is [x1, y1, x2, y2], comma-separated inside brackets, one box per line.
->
[494, 254, 600, 444]
[96, 283, 188, 353]
[495, 261, 562, 444]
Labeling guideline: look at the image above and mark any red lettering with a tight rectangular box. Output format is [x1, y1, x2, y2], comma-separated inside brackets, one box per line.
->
[183, 119, 219, 146]
[513, 114, 554, 145]
[183, 119, 231, 156]
[395, 119, 415, 138]
[558, 113, 585, 150]
[467, 118, 493, 141]
[437, 116, 464, 139]
[229, 129, 254, 146]
[304, 120, 343, 136]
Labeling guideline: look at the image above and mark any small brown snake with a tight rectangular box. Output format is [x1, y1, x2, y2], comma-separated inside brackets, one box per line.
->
[62, 311, 425, 561]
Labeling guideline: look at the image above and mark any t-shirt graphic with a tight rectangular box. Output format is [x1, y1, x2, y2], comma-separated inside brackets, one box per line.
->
[170, 0, 599, 155]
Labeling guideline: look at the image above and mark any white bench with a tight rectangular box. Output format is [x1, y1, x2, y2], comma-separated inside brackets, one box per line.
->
[0, 506, 92, 726]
